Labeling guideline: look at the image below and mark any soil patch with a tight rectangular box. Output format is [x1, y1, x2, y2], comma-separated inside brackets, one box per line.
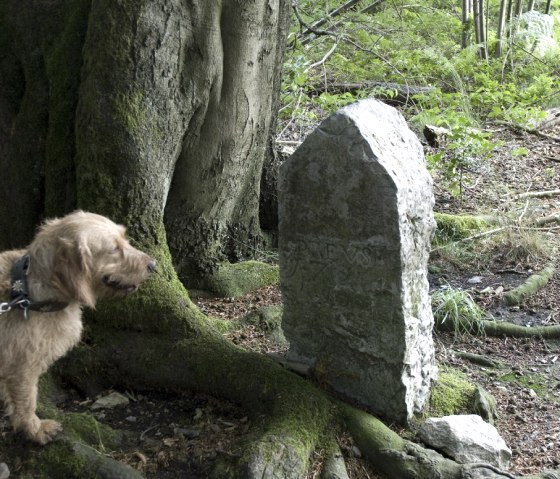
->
[1, 122, 559, 478]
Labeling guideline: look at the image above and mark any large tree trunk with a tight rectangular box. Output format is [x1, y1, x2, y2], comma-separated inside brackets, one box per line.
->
[1, 2, 559, 478]
[163, 2, 289, 287]
[0, 1, 90, 248]
[0, 0, 289, 287]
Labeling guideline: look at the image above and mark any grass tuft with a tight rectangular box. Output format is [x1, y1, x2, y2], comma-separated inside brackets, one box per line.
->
[431, 286, 488, 337]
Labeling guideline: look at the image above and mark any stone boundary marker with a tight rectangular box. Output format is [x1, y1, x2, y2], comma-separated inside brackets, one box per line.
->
[279, 98, 436, 423]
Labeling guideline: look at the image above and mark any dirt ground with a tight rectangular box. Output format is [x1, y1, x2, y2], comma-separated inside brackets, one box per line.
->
[1, 121, 559, 478]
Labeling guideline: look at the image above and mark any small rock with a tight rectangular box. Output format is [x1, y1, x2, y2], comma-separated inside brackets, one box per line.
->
[125, 416, 137, 423]
[91, 392, 130, 410]
[472, 386, 497, 424]
[173, 427, 200, 439]
[351, 446, 362, 458]
[528, 388, 537, 398]
[0, 463, 9, 479]
[418, 415, 511, 469]
[467, 276, 483, 284]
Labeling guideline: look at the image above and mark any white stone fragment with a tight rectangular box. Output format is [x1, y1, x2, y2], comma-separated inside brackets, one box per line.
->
[418, 414, 512, 469]
[91, 391, 130, 410]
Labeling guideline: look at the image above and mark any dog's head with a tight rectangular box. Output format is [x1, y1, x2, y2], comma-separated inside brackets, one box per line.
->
[27, 211, 156, 308]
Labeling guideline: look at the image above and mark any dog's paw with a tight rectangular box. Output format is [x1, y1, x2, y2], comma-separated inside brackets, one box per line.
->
[29, 419, 63, 445]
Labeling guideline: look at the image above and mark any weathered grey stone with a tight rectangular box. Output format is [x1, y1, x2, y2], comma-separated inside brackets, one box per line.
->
[473, 385, 498, 425]
[0, 462, 9, 479]
[91, 391, 130, 410]
[418, 415, 512, 469]
[279, 98, 436, 423]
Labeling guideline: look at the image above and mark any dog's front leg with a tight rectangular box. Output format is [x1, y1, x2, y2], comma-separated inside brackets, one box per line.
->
[4, 374, 62, 444]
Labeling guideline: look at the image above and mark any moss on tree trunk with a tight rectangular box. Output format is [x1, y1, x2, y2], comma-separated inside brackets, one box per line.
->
[2, 1, 560, 477]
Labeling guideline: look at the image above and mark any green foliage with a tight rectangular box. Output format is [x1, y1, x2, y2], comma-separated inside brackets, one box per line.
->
[433, 213, 490, 243]
[312, 91, 356, 113]
[425, 114, 499, 197]
[432, 286, 488, 336]
[282, 0, 560, 196]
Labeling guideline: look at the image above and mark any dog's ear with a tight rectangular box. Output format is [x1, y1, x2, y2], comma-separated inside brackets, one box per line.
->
[52, 235, 96, 308]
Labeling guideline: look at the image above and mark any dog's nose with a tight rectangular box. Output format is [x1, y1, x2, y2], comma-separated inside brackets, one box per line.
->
[147, 259, 157, 273]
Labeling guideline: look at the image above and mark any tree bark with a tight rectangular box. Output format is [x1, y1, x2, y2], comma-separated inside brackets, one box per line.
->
[495, 0, 508, 57]
[0, 1, 91, 248]
[162, 1, 290, 287]
[2, 2, 560, 478]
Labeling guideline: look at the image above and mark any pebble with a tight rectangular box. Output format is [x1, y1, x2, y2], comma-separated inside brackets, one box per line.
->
[174, 427, 201, 439]
[528, 388, 537, 398]
[91, 392, 130, 410]
[351, 445, 362, 458]
[0, 462, 9, 479]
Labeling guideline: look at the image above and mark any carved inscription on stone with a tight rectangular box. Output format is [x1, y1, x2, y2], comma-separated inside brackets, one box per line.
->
[279, 98, 436, 424]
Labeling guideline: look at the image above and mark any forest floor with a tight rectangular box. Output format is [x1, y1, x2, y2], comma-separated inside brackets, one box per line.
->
[1, 121, 559, 478]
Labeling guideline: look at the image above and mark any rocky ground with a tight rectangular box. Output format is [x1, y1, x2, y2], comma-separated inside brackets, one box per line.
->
[1, 121, 559, 478]
[426, 121, 560, 475]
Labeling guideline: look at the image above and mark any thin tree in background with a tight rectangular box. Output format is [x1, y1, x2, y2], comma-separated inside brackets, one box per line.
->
[462, 0, 472, 48]
[473, 0, 488, 58]
[495, 0, 508, 57]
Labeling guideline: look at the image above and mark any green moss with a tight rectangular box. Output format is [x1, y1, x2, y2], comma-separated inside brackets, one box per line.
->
[246, 305, 283, 330]
[36, 375, 64, 420]
[62, 412, 122, 450]
[428, 366, 477, 416]
[31, 441, 91, 479]
[498, 371, 550, 399]
[206, 316, 234, 333]
[434, 212, 490, 243]
[113, 90, 162, 141]
[204, 261, 279, 298]
[502, 264, 556, 306]
[244, 305, 284, 332]
[26, 438, 141, 479]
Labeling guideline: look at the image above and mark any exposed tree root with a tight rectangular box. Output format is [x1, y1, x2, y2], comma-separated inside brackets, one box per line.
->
[58, 310, 560, 477]
[49, 259, 559, 477]
[480, 320, 560, 338]
[437, 317, 560, 339]
[502, 264, 556, 306]
[321, 440, 350, 479]
[535, 214, 560, 226]
[515, 190, 560, 199]
[342, 405, 519, 479]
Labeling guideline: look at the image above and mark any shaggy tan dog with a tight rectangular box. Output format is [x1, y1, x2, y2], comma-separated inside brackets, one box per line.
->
[0, 211, 155, 444]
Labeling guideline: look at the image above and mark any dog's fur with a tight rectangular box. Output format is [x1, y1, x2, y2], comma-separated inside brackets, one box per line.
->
[0, 211, 154, 444]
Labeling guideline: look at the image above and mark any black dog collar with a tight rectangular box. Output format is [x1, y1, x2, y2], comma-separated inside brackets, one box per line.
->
[8, 255, 69, 317]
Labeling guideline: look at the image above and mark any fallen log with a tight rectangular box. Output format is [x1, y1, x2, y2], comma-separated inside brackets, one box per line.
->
[535, 213, 560, 226]
[536, 107, 560, 130]
[308, 81, 435, 105]
[514, 190, 560, 199]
